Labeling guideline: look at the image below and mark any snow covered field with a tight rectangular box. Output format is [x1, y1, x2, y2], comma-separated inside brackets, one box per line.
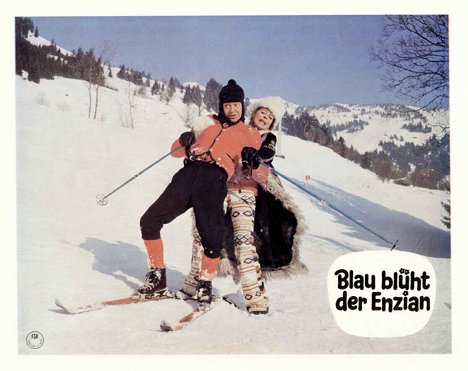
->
[307, 103, 448, 153]
[15, 75, 451, 356]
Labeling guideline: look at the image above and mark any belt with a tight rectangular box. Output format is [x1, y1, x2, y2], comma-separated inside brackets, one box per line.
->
[187, 153, 215, 163]
[184, 158, 228, 179]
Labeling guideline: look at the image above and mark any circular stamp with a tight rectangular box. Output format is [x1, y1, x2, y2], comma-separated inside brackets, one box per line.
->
[26, 331, 44, 349]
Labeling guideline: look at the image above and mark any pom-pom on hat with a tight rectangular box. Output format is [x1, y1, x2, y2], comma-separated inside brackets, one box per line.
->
[219, 79, 245, 105]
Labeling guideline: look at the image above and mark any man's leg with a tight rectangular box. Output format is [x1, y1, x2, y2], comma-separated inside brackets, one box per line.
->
[191, 165, 227, 303]
[137, 166, 193, 295]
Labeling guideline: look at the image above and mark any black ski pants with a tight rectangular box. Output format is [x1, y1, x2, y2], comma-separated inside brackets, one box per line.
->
[140, 161, 228, 259]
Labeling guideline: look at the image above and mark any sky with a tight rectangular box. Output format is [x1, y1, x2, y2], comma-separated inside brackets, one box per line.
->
[29, 15, 410, 107]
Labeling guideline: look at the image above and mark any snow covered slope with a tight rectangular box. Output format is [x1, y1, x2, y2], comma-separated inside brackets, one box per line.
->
[27, 32, 73, 56]
[16, 74, 450, 354]
[305, 103, 448, 153]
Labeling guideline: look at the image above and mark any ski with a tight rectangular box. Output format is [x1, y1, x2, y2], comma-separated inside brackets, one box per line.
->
[160, 294, 241, 332]
[55, 290, 175, 314]
[160, 301, 216, 331]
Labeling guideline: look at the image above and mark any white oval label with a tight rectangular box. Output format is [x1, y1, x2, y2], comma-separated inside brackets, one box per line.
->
[327, 251, 436, 338]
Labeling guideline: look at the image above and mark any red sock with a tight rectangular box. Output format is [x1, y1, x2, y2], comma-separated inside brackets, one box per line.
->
[199, 254, 220, 281]
[144, 239, 165, 269]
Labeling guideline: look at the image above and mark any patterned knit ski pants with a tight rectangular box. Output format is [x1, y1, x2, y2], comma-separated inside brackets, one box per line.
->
[183, 189, 268, 311]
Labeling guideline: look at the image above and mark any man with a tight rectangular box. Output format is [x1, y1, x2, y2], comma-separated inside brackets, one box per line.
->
[138, 79, 264, 305]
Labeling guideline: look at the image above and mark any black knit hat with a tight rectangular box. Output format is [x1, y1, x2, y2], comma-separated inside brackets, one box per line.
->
[218, 79, 245, 122]
[219, 79, 244, 105]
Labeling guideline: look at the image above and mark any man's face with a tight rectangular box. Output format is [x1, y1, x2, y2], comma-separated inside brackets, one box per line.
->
[223, 102, 242, 123]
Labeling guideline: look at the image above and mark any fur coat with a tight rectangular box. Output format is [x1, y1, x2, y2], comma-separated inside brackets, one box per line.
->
[189, 114, 308, 282]
[218, 170, 308, 282]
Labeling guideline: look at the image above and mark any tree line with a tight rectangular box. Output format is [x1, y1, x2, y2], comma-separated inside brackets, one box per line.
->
[281, 111, 449, 191]
[16, 18, 106, 86]
[15, 17, 221, 119]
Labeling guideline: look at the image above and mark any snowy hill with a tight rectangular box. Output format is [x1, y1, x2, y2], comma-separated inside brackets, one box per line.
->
[27, 32, 73, 56]
[16, 70, 450, 355]
[245, 96, 448, 155]
[303, 103, 448, 153]
[182, 81, 206, 91]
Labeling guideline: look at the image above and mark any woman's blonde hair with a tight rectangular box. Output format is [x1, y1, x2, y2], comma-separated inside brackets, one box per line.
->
[246, 96, 284, 130]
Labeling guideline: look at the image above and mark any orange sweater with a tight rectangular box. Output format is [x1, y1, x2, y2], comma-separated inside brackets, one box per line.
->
[171, 115, 263, 181]
[227, 162, 270, 195]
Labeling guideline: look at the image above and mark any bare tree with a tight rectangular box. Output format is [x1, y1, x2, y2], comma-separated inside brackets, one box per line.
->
[371, 15, 448, 111]
[193, 85, 203, 115]
[81, 48, 99, 119]
[120, 81, 137, 129]
[81, 42, 116, 120]
[182, 103, 197, 128]
[93, 42, 116, 120]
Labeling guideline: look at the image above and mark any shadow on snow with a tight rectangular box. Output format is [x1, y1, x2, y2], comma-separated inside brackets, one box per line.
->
[295, 178, 450, 259]
[79, 238, 187, 291]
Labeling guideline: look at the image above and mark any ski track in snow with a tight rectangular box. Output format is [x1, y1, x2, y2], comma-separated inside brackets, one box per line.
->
[16, 75, 450, 354]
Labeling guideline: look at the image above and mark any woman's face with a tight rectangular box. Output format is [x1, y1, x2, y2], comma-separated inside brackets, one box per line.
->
[252, 107, 275, 130]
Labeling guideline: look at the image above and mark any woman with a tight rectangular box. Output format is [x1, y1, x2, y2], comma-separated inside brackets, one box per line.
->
[178, 97, 307, 314]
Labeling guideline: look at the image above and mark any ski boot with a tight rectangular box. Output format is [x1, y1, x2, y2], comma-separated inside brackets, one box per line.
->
[136, 267, 167, 297]
[175, 288, 195, 300]
[247, 299, 269, 315]
[195, 278, 213, 309]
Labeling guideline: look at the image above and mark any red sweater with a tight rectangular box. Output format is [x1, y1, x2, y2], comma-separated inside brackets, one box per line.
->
[171, 115, 262, 181]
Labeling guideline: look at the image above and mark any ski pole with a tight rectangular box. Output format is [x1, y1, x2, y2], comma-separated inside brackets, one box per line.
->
[96, 146, 182, 206]
[263, 162, 398, 250]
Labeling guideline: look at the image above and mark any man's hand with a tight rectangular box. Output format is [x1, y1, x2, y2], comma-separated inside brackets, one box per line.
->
[179, 132, 195, 148]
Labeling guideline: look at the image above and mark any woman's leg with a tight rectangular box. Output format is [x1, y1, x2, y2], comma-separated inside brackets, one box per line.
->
[179, 214, 204, 297]
[230, 190, 269, 313]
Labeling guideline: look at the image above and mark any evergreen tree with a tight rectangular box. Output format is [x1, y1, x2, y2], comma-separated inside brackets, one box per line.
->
[15, 17, 34, 38]
[136, 71, 144, 85]
[193, 86, 203, 114]
[203, 78, 222, 113]
[282, 113, 296, 136]
[361, 152, 372, 169]
[27, 56, 41, 83]
[117, 65, 127, 79]
[43, 57, 55, 79]
[182, 86, 193, 105]
[15, 35, 29, 75]
[151, 81, 160, 95]
[167, 77, 181, 90]
[34, 26, 39, 37]
[167, 77, 177, 101]
[193, 86, 202, 106]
